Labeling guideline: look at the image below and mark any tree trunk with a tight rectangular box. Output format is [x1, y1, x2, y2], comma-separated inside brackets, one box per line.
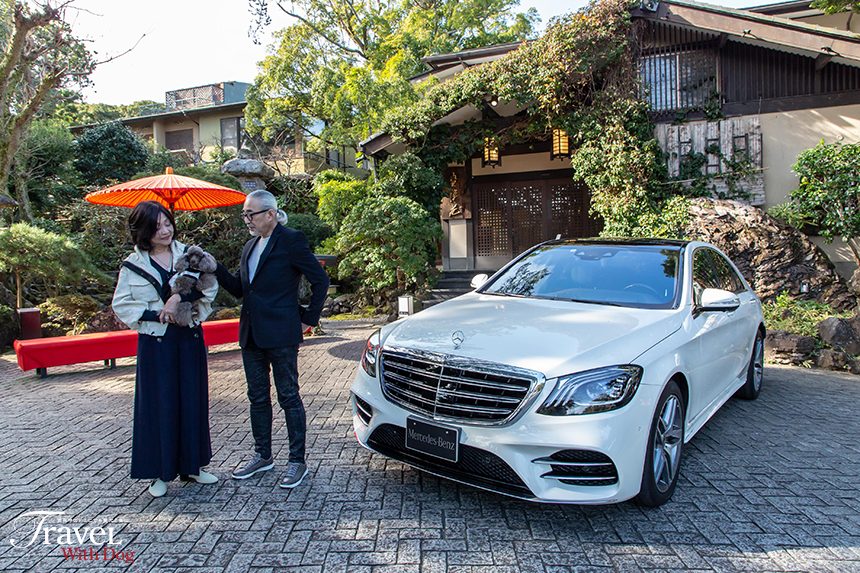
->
[15, 270, 22, 309]
[13, 171, 32, 222]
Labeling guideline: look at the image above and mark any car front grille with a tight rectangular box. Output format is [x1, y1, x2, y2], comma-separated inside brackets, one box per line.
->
[366, 424, 534, 498]
[379, 349, 536, 425]
[534, 449, 618, 486]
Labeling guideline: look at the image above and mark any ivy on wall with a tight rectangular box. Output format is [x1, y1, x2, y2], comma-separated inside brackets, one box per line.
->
[382, 0, 689, 238]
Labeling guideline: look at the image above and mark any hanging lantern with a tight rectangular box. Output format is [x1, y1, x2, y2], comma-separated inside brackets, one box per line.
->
[482, 137, 501, 168]
[550, 128, 571, 160]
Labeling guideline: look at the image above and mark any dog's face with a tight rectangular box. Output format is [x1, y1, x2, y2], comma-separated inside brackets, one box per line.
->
[176, 246, 215, 273]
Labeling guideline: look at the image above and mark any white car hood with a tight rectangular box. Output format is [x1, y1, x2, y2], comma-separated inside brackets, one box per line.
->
[382, 293, 682, 379]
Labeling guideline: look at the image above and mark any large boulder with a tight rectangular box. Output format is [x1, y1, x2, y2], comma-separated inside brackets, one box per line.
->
[818, 317, 860, 354]
[764, 329, 816, 365]
[220, 158, 276, 181]
[685, 198, 855, 310]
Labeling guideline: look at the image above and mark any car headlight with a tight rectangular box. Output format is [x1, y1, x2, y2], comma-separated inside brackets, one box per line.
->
[360, 330, 381, 377]
[537, 365, 643, 416]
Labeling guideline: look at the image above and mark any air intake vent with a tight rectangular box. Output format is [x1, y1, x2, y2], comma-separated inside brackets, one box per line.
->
[534, 449, 618, 486]
[353, 395, 373, 426]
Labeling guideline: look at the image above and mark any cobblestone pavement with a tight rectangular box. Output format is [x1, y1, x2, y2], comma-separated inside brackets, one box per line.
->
[0, 326, 858, 573]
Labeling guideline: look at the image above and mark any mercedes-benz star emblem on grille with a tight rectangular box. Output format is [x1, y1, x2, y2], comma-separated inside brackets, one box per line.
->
[451, 330, 465, 348]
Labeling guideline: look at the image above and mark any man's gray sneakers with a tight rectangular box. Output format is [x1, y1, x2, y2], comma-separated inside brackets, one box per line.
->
[279, 462, 308, 489]
[231, 454, 274, 479]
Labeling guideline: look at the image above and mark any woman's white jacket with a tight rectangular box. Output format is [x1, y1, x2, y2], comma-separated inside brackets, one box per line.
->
[111, 240, 218, 336]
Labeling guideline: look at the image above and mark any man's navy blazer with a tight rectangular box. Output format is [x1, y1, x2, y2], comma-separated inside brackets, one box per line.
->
[215, 224, 329, 349]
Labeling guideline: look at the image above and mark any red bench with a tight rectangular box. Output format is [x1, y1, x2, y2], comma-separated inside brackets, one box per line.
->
[13, 319, 240, 377]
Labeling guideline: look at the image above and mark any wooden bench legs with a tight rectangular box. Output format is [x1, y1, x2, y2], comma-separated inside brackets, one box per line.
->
[104, 358, 116, 369]
[36, 368, 47, 378]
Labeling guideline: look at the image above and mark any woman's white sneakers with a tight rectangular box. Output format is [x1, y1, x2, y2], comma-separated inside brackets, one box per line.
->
[147, 471, 218, 497]
[148, 479, 168, 498]
[187, 470, 218, 484]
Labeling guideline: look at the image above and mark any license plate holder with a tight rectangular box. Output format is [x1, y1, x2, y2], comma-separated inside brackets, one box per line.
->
[405, 417, 460, 463]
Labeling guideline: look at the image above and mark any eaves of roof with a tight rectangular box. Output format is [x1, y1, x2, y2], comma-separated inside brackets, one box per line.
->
[71, 101, 247, 132]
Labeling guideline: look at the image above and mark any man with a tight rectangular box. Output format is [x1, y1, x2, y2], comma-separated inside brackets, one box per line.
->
[215, 190, 329, 488]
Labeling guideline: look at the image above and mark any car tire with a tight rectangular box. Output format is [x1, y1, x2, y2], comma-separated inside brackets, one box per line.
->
[635, 380, 685, 508]
[735, 330, 764, 401]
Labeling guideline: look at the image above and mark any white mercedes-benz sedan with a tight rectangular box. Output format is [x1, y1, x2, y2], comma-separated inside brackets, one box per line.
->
[350, 239, 765, 506]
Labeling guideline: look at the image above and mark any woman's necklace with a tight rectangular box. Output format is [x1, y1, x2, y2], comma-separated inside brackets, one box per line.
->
[150, 248, 173, 271]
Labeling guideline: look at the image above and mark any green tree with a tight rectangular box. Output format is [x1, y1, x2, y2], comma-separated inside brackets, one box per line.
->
[74, 122, 150, 186]
[0, 1, 95, 208]
[334, 195, 441, 303]
[245, 0, 538, 148]
[372, 151, 444, 212]
[810, 0, 859, 14]
[10, 118, 77, 221]
[779, 140, 860, 264]
[0, 222, 93, 308]
[312, 170, 369, 232]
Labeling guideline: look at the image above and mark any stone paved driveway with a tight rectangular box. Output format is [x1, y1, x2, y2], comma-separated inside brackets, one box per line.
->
[0, 326, 858, 573]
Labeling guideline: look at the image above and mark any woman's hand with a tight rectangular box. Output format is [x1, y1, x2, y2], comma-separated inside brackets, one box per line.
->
[159, 294, 181, 323]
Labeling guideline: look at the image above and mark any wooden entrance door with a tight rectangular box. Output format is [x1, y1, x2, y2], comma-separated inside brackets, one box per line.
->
[472, 175, 601, 268]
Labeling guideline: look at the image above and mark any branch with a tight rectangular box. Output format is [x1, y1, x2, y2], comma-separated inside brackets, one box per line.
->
[0, 4, 59, 113]
[92, 33, 146, 66]
[273, 1, 367, 60]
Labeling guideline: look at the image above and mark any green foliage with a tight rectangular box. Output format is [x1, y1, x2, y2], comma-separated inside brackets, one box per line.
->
[58, 203, 130, 274]
[74, 122, 150, 186]
[272, 176, 316, 214]
[39, 294, 101, 336]
[0, 223, 96, 307]
[784, 140, 860, 262]
[313, 170, 370, 232]
[245, 0, 538, 148]
[145, 147, 188, 173]
[0, 303, 17, 350]
[372, 151, 445, 212]
[384, 0, 681, 238]
[46, 92, 165, 126]
[11, 119, 80, 217]
[762, 292, 852, 338]
[285, 213, 332, 251]
[810, 0, 859, 14]
[334, 196, 441, 303]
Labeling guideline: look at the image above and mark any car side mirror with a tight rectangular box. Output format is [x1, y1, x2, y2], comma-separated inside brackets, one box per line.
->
[470, 273, 489, 289]
[697, 288, 740, 313]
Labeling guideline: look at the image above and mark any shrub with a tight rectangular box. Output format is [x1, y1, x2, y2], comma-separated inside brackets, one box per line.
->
[313, 170, 369, 232]
[762, 292, 852, 338]
[785, 140, 860, 263]
[74, 122, 150, 186]
[285, 213, 332, 251]
[372, 151, 445, 213]
[272, 176, 316, 214]
[0, 223, 100, 308]
[39, 294, 102, 336]
[335, 196, 441, 304]
[0, 304, 18, 350]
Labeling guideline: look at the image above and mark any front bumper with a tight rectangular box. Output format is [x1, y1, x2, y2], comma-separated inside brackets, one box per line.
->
[350, 367, 662, 504]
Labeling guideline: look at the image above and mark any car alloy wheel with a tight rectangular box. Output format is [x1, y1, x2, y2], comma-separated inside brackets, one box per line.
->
[652, 395, 683, 493]
[736, 331, 765, 400]
[636, 381, 685, 507]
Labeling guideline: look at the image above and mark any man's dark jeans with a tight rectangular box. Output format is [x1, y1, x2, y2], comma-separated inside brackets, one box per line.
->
[242, 339, 306, 463]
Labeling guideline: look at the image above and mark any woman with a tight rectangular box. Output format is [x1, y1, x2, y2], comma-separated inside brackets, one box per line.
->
[112, 201, 219, 497]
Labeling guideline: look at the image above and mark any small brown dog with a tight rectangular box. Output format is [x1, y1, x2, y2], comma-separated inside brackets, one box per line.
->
[170, 246, 217, 326]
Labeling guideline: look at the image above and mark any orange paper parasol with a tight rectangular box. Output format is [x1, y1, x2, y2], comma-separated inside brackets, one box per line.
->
[85, 167, 247, 212]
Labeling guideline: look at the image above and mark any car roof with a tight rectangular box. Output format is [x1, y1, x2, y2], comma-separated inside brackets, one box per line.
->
[543, 238, 691, 248]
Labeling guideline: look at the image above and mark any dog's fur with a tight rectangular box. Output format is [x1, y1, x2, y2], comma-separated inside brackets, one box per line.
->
[170, 246, 217, 326]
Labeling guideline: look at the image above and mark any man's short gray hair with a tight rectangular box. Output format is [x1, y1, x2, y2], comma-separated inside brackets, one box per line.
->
[246, 190, 287, 224]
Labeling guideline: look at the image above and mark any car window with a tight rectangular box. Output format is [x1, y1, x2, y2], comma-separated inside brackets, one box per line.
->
[712, 252, 747, 294]
[481, 243, 682, 309]
[692, 248, 746, 305]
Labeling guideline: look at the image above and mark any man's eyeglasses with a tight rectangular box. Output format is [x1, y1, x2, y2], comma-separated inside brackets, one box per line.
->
[241, 208, 270, 221]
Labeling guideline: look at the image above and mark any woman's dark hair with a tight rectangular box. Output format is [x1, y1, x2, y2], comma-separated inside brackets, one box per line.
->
[128, 201, 176, 251]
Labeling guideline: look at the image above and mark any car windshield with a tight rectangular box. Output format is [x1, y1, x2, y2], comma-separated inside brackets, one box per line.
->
[481, 243, 683, 309]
